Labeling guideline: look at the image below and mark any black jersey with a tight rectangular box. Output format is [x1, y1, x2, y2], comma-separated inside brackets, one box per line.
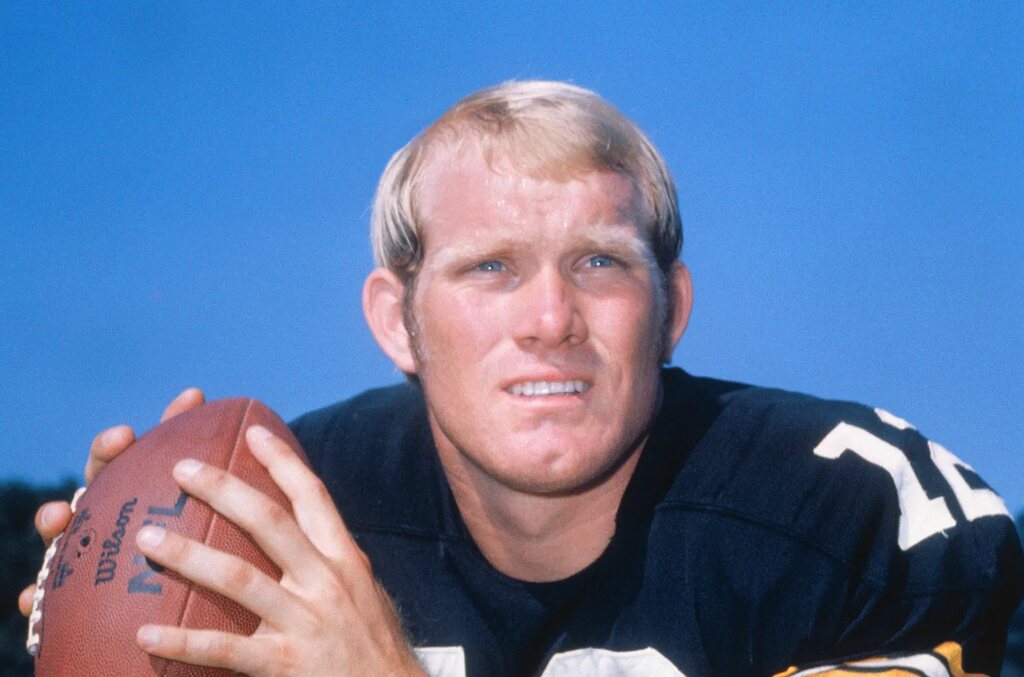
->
[289, 368, 1024, 676]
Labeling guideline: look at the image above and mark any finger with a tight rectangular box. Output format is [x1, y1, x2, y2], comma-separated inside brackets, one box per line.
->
[136, 624, 275, 674]
[34, 501, 72, 544]
[18, 585, 35, 618]
[246, 425, 358, 564]
[85, 425, 135, 484]
[160, 387, 205, 423]
[84, 389, 204, 483]
[135, 525, 304, 630]
[170, 460, 330, 588]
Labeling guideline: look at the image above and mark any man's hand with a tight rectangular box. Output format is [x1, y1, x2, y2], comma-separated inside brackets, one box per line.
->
[17, 388, 206, 618]
[132, 425, 424, 676]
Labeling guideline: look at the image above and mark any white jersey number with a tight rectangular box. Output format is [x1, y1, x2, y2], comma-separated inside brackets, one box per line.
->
[415, 646, 686, 677]
[813, 409, 1008, 550]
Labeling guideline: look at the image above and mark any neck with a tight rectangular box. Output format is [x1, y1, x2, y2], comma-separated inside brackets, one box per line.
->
[436, 441, 645, 582]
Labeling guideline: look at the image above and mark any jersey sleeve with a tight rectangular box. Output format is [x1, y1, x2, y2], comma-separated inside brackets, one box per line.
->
[756, 400, 1024, 676]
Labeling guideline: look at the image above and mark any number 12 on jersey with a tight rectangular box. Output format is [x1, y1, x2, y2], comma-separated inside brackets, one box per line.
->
[813, 409, 1009, 550]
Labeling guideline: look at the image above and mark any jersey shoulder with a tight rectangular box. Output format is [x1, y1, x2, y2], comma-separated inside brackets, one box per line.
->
[655, 371, 1024, 674]
[659, 370, 1022, 593]
[288, 382, 451, 535]
[289, 381, 428, 465]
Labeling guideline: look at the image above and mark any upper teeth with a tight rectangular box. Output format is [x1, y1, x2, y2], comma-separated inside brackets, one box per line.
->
[508, 380, 590, 396]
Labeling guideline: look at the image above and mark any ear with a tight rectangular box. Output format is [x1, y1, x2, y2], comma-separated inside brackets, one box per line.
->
[362, 268, 418, 374]
[662, 261, 694, 361]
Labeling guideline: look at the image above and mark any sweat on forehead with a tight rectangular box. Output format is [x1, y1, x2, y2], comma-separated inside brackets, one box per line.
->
[411, 154, 661, 294]
[414, 139, 648, 224]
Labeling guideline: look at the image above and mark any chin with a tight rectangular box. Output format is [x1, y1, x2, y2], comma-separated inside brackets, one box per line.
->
[486, 446, 634, 497]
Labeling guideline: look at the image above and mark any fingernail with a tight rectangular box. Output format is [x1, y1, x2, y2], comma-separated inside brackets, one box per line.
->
[137, 526, 166, 549]
[248, 425, 272, 441]
[137, 625, 160, 650]
[40, 504, 58, 529]
[101, 427, 119, 446]
[175, 458, 203, 479]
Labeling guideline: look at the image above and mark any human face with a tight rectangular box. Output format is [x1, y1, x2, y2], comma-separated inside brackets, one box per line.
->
[408, 145, 687, 497]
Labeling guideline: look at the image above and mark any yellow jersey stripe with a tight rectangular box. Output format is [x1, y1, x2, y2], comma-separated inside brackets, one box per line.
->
[773, 642, 984, 677]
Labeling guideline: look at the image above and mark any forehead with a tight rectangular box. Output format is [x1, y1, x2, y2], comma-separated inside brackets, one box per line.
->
[415, 142, 648, 248]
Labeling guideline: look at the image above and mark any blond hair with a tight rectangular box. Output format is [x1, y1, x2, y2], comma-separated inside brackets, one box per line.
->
[371, 80, 682, 282]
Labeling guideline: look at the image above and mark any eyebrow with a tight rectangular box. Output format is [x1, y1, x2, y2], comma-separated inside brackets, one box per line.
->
[428, 237, 517, 270]
[428, 226, 655, 270]
[582, 231, 652, 257]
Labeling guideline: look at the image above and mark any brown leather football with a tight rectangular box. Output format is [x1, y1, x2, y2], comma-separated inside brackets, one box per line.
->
[29, 398, 308, 676]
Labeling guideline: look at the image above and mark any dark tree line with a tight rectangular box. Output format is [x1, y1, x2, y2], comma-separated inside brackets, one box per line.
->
[3, 480, 1024, 676]
[1, 479, 77, 677]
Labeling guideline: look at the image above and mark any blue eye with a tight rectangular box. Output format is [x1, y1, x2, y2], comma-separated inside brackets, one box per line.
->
[586, 255, 616, 268]
[475, 260, 505, 272]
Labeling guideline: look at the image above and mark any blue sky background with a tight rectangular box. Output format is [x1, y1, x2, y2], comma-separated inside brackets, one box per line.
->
[2, 3, 1022, 511]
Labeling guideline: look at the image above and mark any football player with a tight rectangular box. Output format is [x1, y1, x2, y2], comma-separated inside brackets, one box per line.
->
[21, 81, 1024, 676]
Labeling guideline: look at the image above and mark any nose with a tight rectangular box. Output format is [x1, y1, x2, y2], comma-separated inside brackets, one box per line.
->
[512, 267, 587, 350]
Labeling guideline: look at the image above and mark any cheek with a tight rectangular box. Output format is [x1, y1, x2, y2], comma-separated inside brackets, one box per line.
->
[593, 294, 665, 361]
[417, 290, 505, 365]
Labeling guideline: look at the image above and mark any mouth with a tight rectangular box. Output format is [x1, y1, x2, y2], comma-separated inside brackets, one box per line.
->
[506, 380, 592, 397]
